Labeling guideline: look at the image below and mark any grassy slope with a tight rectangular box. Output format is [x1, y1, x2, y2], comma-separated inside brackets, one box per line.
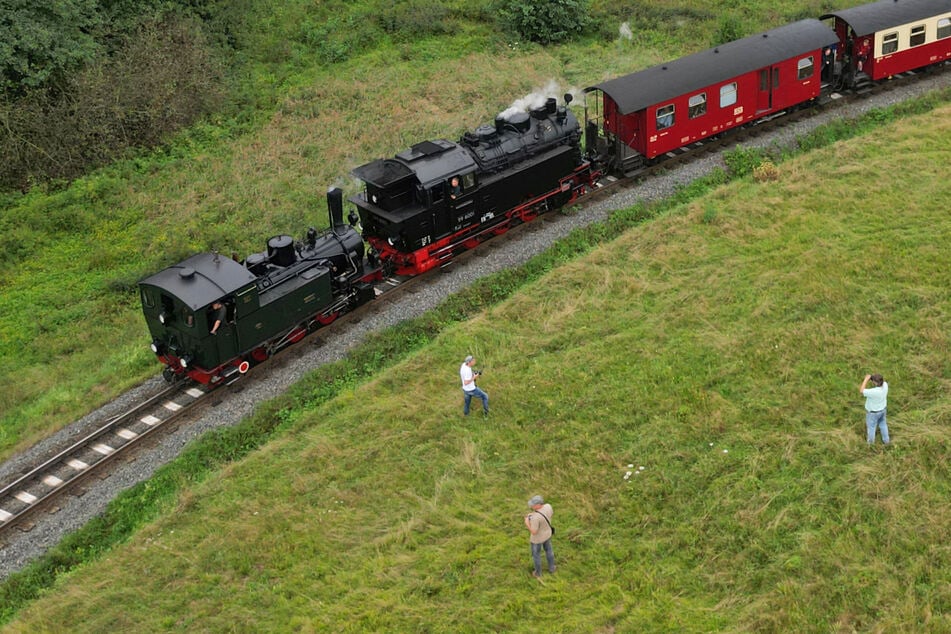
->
[7, 105, 950, 633]
[0, 0, 841, 460]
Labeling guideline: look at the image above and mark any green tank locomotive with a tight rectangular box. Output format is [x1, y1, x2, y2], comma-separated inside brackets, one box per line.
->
[138, 188, 381, 384]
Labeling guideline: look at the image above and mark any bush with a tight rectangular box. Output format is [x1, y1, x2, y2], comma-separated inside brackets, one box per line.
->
[0, 0, 102, 96]
[712, 15, 747, 46]
[377, 0, 451, 40]
[0, 15, 223, 190]
[723, 146, 769, 178]
[495, 0, 592, 44]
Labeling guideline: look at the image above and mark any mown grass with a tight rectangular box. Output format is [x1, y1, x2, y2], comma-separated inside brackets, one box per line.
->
[3, 101, 949, 632]
[0, 0, 869, 461]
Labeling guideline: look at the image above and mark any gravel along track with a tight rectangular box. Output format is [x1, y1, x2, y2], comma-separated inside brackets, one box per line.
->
[1, 71, 948, 581]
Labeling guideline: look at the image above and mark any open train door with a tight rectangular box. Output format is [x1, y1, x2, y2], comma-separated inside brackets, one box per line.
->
[756, 66, 779, 113]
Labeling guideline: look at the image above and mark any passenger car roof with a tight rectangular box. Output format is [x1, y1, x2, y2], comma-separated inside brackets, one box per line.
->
[139, 252, 257, 310]
[820, 0, 950, 37]
[586, 19, 839, 115]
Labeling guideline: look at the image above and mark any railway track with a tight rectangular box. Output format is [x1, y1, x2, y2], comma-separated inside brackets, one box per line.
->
[0, 382, 209, 533]
[1, 61, 947, 540]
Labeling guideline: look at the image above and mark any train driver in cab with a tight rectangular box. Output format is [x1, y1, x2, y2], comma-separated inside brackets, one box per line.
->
[209, 301, 227, 335]
[449, 176, 462, 200]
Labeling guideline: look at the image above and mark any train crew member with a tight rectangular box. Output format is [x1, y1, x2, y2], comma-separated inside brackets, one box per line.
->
[460, 355, 488, 417]
[449, 176, 462, 200]
[859, 373, 889, 445]
[210, 301, 227, 335]
[524, 495, 555, 580]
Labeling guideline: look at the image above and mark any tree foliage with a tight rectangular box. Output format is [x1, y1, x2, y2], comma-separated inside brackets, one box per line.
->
[0, 14, 223, 189]
[0, 0, 231, 190]
[495, 0, 592, 44]
[0, 0, 102, 96]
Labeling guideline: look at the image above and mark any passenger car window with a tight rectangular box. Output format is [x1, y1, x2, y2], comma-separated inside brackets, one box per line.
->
[797, 56, 814, 80]
[939, 18, 951, 39]
[910, 25, 926, 47]
[719, 83, 737, 108]
[656, 105, 674, 130]
[882, 32, 898, 54]
[688, 94, 706, 119]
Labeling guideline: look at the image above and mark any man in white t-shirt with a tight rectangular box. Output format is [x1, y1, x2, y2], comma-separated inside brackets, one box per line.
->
[859, 373, 889, 445]
[460, 355, 488, 417]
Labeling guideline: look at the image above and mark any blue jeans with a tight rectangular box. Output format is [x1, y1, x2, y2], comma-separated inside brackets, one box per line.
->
[866, 409, 889, 445]
[463, 387, 488, 415]
[531, 540, 555, 575]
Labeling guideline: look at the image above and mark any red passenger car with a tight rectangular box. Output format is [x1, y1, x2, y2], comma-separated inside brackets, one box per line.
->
[584, 20, 839, 172]
[822, 0, 951, 82]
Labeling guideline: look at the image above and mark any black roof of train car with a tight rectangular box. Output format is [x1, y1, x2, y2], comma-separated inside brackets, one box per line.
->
[820, 0, 951, 36]
[352, 139, 477, 190]
[586, 19, 839, 115]
[140, 252, 256, 310]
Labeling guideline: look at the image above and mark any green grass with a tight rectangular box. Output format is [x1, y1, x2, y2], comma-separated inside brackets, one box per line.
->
[3, 102, 950, 632]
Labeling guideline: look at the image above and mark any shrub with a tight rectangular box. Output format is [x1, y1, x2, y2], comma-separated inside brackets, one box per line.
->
[377, 0, 451, 40]
[0, 15, 223, 190]
[723, 146, 768, 178]
[495, 0, 592, 44]
[712, 15, 747, 46]
[753, 160, 780, 182]
[0, 0, 102, 97]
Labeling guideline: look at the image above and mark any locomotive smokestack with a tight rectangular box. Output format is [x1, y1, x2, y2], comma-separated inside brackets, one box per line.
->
[327, 187, 344, 229]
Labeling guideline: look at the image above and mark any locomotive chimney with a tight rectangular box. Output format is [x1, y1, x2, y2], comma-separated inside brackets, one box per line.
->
[327, 187, 344, 229]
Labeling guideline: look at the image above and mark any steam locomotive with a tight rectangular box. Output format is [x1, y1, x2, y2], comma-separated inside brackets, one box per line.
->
[350, 93, 599, 276]
[139, 189, 381, 384]
[139, 0, 951, 384]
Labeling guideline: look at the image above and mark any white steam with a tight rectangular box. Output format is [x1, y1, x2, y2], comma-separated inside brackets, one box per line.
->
[497, 79, 581, 121]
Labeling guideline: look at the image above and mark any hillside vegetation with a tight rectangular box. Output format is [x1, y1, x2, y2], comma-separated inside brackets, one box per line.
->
[5, 104, 950, 632]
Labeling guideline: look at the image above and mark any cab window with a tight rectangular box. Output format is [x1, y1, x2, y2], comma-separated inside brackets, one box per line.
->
[141, 287, 154, 308]
[181, 308, 195, 328]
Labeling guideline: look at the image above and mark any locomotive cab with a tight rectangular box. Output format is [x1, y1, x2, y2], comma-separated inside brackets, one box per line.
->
[140, 254, 258, 381]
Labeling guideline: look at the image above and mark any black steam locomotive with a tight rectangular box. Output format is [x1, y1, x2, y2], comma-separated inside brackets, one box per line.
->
[350, 93, 600, 275]
[139, 189, 380, 384]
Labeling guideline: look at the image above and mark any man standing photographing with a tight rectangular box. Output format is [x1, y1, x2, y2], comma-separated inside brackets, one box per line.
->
[460, 355, 489, 418]
[859, 373, 889, 446]
[524, 495, 555, 580]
